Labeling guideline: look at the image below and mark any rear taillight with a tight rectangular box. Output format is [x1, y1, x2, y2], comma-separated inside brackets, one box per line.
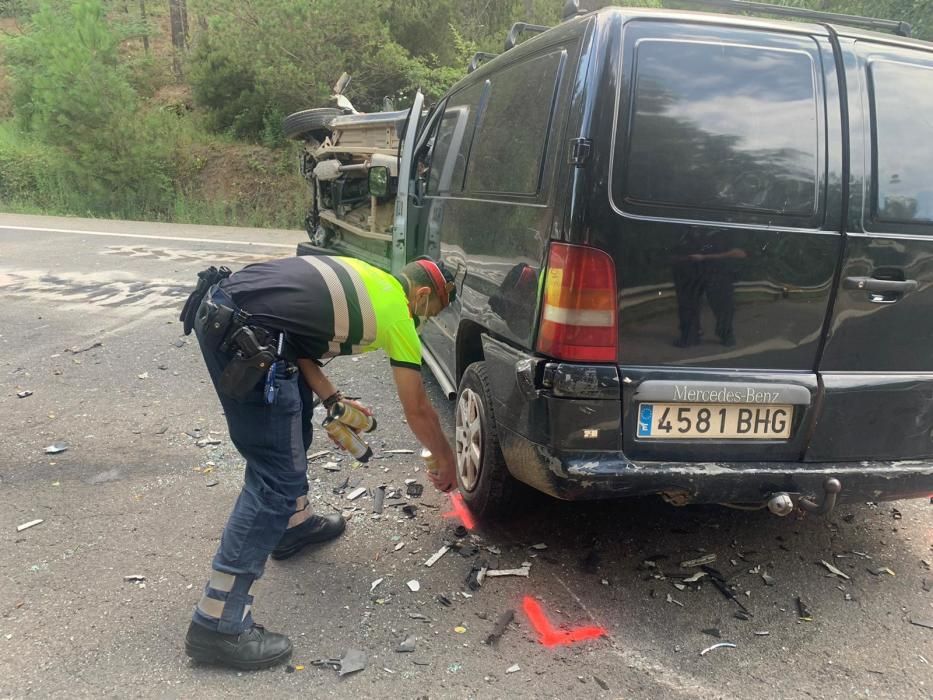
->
[536, 242, 618, 362]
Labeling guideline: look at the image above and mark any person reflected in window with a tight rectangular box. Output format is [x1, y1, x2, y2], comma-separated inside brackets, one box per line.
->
[672, 227, 747, 348]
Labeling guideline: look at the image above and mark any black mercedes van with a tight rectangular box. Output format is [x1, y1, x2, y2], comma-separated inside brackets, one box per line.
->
[300, 1, 933, 518]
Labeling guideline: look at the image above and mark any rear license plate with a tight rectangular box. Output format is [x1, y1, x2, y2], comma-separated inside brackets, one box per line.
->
[637, 403, 793, 440]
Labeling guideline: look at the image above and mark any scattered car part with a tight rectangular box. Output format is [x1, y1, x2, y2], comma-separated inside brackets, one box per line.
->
[700, 642, 737, 656]
[424, 545, 451, 567]
[484, 609, 515, 645]
[16, 519, 43, 532]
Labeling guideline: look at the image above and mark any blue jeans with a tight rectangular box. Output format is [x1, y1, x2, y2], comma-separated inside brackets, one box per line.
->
[191, 285, 315, 634]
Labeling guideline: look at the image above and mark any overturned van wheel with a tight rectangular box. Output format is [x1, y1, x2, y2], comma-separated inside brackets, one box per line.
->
[282, 107, 343, 141]
[455, 361, 523, 520]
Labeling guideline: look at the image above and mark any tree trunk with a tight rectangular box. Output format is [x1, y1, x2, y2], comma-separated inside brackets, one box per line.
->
[168, 0, 188, 79]
[180, 0, 189, 39]
[139, 0, 149, 53]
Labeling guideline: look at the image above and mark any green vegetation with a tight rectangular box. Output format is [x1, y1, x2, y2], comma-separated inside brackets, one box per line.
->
[0, 0, 930, 228]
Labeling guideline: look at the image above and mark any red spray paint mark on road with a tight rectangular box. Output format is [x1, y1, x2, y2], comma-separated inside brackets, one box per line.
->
[522, 596, 607, 648]
[442, 491, 476, 530]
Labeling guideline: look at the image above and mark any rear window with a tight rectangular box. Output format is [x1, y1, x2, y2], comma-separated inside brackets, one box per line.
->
[621, 39, 819, 216]
[466, 51, 564, 195]
[870, 60, 933, 224]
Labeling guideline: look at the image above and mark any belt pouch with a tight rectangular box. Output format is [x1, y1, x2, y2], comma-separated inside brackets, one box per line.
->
[201, 300, 235, 351]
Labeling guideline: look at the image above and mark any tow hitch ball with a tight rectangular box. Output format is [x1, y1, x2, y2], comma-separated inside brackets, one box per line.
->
[767, 478, 842, 517]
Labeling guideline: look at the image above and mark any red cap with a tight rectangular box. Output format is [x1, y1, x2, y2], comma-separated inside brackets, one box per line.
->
[415, 259, 449, 307]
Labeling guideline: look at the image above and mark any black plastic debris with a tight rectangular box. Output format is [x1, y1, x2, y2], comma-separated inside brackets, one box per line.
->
[457, 544, 479, 558]
[484, 609, 515, 646]
[796, 596, 813, 621]
[466, 559, 490, 591]
[702, 628, 722, 639]
[311, 649, 367, 677]
[373, 486, 386, 514]
[333, 476, 350, 495]
[454, 525, 468, 538]
[286, 664, 296, 673]
[892, 507, 902, 520]
[734, 611, 752, 621]
[579, 549, 601, 574]
[402, 504, 417, 518]
[67, 340, 103, 354]
[703, 565, 752, 617]
[436, 595, 453, 607]
[406, 482, 424, 498]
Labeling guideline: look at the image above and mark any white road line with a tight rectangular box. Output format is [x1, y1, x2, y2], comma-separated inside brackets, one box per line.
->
[0, 224, 298, 249]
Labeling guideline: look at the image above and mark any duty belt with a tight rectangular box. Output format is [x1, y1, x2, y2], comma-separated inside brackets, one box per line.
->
[184, 268, 295, 402]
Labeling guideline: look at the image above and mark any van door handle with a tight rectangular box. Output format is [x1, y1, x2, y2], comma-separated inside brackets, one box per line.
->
[844, 276, 917, 303]
[843, 277, 917, 293]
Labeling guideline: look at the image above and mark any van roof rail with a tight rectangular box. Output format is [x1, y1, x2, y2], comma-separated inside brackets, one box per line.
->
[468, 52, 499, 73]
[682, 0, 912, 37]
[504, 22, 551, 51]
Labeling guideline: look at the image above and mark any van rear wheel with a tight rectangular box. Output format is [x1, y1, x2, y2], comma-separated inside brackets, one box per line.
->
[455, 362, 521, 519]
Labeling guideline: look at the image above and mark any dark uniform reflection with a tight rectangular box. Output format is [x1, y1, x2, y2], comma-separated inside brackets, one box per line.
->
[489, 262, 538, 338]
[672, 227, 747, 348]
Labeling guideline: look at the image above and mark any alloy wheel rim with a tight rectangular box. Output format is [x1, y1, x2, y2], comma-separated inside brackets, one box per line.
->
[455, 388, 483, 491]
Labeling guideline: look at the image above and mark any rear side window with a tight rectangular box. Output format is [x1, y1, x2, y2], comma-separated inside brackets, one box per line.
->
[622, 39, 819, 216]
[427, 81, 486, 195]
[870, 60, 933, 224]
[466, 51, 564, 195]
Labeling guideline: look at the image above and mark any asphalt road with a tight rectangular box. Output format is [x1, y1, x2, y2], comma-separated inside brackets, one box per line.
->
[1, 213, 931, 699]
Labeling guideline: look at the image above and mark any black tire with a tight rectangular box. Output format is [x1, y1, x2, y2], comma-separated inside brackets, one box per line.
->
[282, 107, 343, 141]
[455, 361, 523, 520]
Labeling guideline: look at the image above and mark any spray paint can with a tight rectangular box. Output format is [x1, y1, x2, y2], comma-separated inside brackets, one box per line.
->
[324, 417, 373, 462]
[330, 401, 377, 433]
[421, 447, 440, 476]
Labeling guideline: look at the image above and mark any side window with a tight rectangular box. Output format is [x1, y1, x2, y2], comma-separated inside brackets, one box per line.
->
[870, 59, 933, 224]
[621, 38, 820, 216]
[426, 82, 486, 195]
[466, 51, 564, 195]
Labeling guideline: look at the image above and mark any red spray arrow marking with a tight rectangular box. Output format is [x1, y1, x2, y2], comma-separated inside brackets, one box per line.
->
[442, 491, 476, 530]
[522, 596, 607, 648]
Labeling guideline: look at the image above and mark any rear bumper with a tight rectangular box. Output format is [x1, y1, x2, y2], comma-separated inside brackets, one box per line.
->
[499, 424, 933, 503]
[479, 335, 933, 504]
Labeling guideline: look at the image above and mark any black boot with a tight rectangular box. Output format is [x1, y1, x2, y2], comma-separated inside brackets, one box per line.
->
[185, 621, 292, 670]
[271, 513, 346, 560]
